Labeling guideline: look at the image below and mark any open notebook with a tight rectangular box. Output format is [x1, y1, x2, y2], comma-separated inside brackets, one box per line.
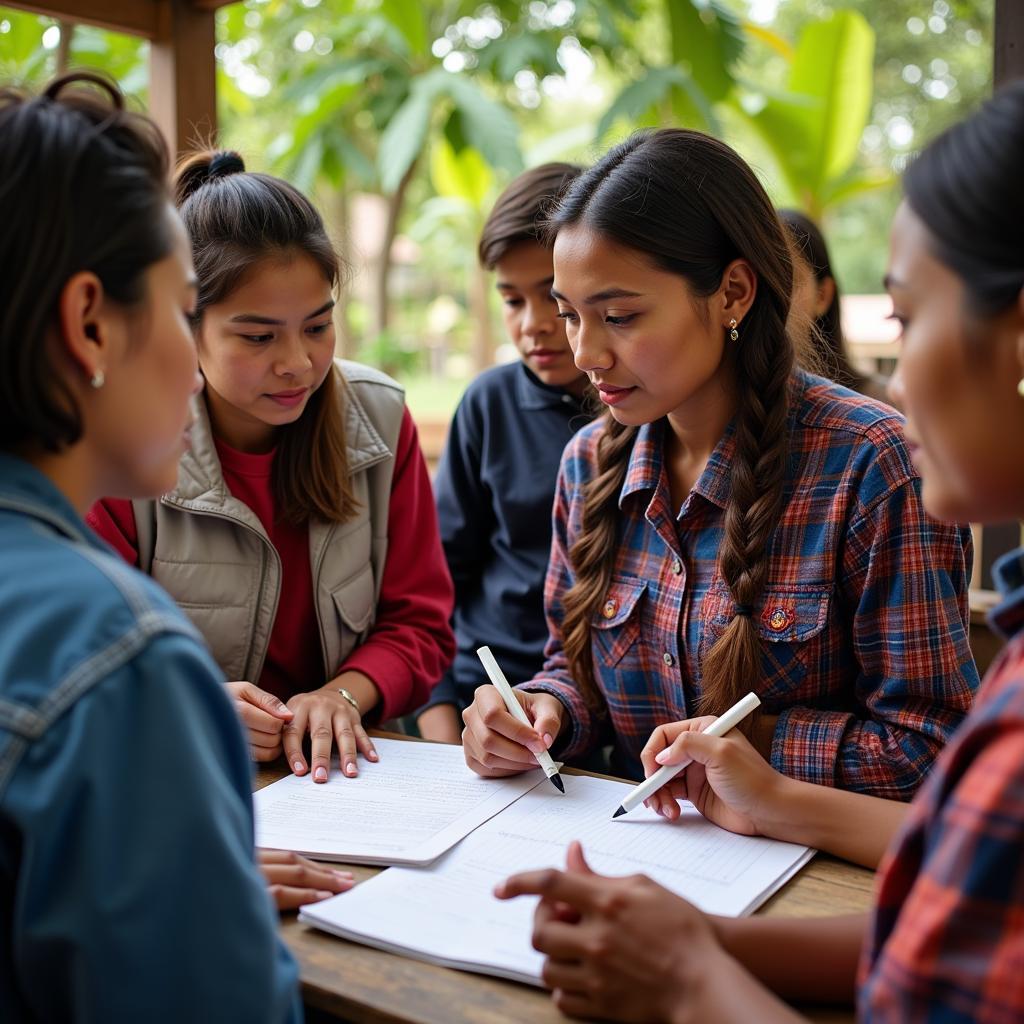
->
[253, 738, 545, 865]
[299, 773, 815, 986]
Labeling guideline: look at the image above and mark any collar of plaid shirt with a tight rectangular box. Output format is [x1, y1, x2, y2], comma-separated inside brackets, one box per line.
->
[619, 417, 737, 513]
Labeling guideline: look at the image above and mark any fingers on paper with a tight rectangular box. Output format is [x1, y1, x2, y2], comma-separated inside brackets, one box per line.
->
[281, 705, 310, 777]
[356, 724, 379, 762]
[309, 716, 335, 783]
[259, 849, 355, 910]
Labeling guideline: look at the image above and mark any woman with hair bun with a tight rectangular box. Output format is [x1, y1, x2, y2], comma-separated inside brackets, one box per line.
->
[463, 127, 977, 800]
[0, 73, 303, 1021]
[89, 150, 455, 782]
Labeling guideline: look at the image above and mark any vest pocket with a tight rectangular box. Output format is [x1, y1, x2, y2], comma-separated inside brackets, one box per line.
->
[330, 565, 376, 638]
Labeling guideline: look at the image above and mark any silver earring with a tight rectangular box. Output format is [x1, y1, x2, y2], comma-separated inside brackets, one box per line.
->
[728, 318, 739, 342]
[90, 369, 105, 389]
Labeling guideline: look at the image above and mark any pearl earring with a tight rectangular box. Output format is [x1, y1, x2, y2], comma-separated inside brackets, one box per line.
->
[90, 370, 105, 389]
[728, 318, 739, 342]
[1017, 377, 1024, 398]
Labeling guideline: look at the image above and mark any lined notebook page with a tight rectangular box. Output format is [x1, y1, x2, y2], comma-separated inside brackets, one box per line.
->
[253, 738, 544, 865]
[300, 774, 814, 984]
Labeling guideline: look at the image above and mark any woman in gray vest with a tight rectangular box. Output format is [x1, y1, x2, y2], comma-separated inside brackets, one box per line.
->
[89, 153, 455, 784]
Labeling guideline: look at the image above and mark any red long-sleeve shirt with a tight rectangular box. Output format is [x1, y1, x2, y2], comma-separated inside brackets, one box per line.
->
[87, 408, 454, 719]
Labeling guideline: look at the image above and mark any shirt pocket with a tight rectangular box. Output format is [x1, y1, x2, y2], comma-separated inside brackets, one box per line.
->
[591, 577, 648, 668]
[699, 585, 832, 700]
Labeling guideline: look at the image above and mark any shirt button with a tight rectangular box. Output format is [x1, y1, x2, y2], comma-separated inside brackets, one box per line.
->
[663, 651, 675, 666]
[603, 599, 617, 619]
[671, 558, 683, 575]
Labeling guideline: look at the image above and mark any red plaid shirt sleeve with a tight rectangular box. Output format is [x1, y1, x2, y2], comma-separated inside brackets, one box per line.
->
[860, 634, 1024, 1021]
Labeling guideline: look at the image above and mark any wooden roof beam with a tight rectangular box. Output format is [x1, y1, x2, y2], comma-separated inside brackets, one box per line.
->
[1, 0, 159, 36]
[0, 1, 238, 38]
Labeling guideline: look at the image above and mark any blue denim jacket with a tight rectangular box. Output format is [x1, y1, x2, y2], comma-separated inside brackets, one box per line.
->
[0, 455, 301, 1022]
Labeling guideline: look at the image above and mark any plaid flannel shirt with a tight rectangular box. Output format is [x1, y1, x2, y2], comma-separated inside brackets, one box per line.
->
[521, 372, 978, 798]
[860, 548, 1024, 1021]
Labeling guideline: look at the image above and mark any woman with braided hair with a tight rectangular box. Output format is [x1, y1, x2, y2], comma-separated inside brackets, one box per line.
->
[462, 127, 977, 799]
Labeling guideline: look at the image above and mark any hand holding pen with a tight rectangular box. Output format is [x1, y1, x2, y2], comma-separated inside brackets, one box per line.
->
[462, 646, 566, 791]
[615, 693, 762, 819]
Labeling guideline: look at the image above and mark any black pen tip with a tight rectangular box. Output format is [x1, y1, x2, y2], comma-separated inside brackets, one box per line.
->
[612, 806, 626, 819]
[549, 773, 565, 793]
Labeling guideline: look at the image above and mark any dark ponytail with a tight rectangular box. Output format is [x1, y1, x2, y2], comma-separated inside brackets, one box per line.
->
[173, 149, 356, 526]
[552, 128, 796, 717]
[0, 72, 171, 453]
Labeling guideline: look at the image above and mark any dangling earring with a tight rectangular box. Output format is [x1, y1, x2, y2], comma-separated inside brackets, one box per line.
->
[90, 369, 105, 389]
[1017, 377, 1024, 398]
[728, 318, 739, 342]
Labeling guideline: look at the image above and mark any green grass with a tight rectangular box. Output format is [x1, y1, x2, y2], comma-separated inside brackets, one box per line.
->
[399, 373, 472, 424]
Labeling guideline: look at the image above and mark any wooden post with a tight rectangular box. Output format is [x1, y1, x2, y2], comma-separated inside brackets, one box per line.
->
[995, 0, 1024, 88]
[150, 0, 218, 160]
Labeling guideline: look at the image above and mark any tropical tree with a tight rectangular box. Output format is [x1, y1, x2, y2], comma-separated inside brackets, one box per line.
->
[595, 0, 747, 139]
[739, 10, 887, 219]
[217, 0, 532, 348]
[1, 0, 992, 353]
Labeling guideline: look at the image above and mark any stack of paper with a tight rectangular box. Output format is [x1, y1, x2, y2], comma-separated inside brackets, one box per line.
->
[253, 738, 544, 865]
[298, 773, 814, 985]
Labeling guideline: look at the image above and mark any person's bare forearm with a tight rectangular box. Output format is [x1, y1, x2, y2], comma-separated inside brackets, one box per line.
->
[792, 782, 908, 868]
[673, 950, 811, 1024]
[712, 913, 867, 1004]
[758, 777, 908, 868]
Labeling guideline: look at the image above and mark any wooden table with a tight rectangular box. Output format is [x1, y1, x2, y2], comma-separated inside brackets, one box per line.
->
[255, 751, 875, 1024]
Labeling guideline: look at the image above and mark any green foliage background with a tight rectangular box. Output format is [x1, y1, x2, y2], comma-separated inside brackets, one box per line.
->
[0, 0, 995, 394]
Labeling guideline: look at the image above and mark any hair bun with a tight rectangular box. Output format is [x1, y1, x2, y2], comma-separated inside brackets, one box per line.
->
[208, 150, 245, 178]
[173, 148, 246, 206]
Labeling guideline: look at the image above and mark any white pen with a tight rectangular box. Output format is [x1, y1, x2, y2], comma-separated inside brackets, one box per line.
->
[477, 645, 565, 793]
[612, 691, 762, 819]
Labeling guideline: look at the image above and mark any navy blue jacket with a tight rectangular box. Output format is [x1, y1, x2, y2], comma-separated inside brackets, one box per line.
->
[424, 362, 593, 711]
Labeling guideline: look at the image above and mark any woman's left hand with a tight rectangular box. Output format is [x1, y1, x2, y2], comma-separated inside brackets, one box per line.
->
[282, 684, 379, 782]
[496, 841, 728, 1022]
[258, 849, 355, 911]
